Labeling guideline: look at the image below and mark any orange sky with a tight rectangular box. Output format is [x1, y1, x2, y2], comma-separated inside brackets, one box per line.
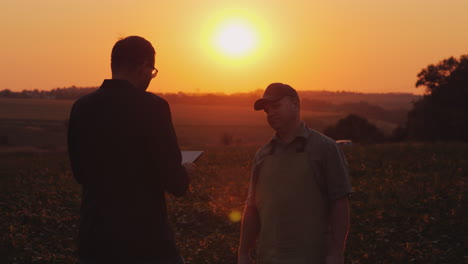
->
[1, 0, 467, 95]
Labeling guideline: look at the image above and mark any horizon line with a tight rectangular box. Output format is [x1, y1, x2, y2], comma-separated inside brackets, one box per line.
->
[1, 87, 424, 96]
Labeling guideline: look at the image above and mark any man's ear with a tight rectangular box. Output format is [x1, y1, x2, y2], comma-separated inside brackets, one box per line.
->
[135, 63, 146, 73]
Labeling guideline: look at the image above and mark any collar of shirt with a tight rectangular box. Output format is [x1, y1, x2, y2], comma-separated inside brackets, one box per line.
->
[269, 121, 310, 145]
[100, 79, 143, 94]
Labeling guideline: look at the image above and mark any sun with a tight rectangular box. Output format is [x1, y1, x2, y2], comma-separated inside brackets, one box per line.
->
[200, 9, 270, 65]
[212, 19, 258, 58]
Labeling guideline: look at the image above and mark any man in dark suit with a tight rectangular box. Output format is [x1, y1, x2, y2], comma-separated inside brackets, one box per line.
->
[68, 36, 192, 264]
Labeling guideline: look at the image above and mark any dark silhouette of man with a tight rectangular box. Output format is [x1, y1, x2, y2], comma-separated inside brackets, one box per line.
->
[68, 36, 192, 264]
[238, 83, 352, 264]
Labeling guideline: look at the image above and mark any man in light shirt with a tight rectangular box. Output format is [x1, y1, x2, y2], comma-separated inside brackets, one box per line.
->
[238, 83, 352, 264]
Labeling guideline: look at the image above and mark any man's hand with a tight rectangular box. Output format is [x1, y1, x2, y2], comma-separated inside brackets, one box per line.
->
[238, 253, 254, 264]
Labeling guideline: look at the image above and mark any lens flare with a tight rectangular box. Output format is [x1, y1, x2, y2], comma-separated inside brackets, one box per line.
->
[229, 210, 242, 222]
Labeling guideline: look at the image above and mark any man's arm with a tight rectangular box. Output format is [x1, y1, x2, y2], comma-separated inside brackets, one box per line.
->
[67, 103, 85, 184]
[321, 140, 352, 263]
[147, 96, 189, 196]
[238, 205, 260, 264]
[159, 117, 189, 197]
[325, 196, 350, 264]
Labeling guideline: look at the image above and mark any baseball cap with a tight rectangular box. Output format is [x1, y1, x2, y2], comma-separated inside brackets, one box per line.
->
[254, 83, 298, 111]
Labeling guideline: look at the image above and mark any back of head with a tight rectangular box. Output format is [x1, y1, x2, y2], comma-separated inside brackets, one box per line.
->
[111, 36, 155, 74]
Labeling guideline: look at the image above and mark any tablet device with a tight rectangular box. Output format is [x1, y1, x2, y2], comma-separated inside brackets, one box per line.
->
[181, 150, 204, 163]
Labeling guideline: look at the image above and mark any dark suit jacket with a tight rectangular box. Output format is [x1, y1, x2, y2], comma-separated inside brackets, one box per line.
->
[68, 79, 189, 261]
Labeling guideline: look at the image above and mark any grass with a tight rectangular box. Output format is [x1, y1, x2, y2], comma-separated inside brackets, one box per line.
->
[0, 98, 73, 121]
[1, 98, 465, 263]
[1, 143, 466, 263]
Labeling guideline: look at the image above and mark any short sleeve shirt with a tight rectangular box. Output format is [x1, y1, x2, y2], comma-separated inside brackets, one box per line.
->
[246, 122, 352, 206]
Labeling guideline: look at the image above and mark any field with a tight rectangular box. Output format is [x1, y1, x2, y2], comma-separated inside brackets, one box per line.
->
[1, 144, 466, 263]
[0, 98, 344, 148]
[0, 98, 466, 263]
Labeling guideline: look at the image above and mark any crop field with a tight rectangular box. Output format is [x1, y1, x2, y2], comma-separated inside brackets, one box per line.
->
[0, 98, 343, 147]
[1, 143, 466, 263]
[0, 98, 466, 263]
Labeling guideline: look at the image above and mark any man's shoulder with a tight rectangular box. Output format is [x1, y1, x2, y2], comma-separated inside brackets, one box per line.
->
[306, 127, 336, 145]
[304, 126, 339, 155]
[253, 142, 273, 165]
[143, 92, 169, 107]
[71, 89, 102, 110]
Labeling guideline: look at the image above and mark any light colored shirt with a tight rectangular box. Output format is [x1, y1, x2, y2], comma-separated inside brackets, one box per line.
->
[246, 122, 352, 206]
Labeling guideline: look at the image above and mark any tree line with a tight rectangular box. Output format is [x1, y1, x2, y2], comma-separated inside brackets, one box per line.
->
[324, 54, 468, 143]
[0, 86, 409, 132]
[2, 55, 465, 143]
[0, 86, 98, 100]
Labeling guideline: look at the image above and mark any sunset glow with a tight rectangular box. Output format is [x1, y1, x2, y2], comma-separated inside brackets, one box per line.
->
[213, 20, 258, 58]
[200, 9, 269, 68]
[1, 1, 468, 94]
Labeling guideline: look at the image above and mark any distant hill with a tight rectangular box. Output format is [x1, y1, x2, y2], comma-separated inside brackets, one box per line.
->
[0, 87, 420, 128]
[160, 91, 419, 127]
[298, 91, 420, 110]
[0, 87, 420, 109]
[160, 90, 420, 112]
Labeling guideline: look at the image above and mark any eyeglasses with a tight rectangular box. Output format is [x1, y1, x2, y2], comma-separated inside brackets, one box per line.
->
[151, 66, 158, 78]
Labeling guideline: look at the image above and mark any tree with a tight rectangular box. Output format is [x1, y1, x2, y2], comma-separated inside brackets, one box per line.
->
[406, 55, 468, 141]
[324, 114, 385, 144]
[0, 89, 13, 97]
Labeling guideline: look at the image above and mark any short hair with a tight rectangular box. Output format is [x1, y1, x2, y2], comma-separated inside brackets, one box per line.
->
[111, 36, 155, 73]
